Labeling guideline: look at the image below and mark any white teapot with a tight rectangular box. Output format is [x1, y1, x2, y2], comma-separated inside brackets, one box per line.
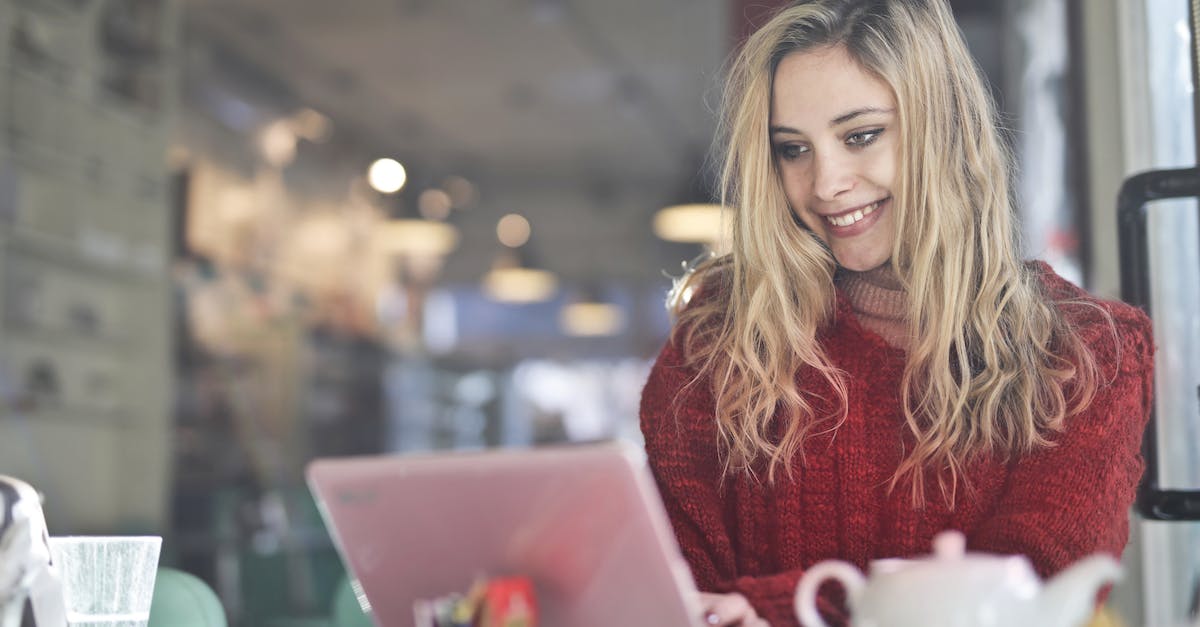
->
[794, 530, 1121, 627]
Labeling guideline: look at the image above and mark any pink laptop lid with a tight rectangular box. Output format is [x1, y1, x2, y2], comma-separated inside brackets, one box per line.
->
[306, 441, 703, 627]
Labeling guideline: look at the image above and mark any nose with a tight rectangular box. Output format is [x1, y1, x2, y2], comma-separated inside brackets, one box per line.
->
[812, 151, 855, 202]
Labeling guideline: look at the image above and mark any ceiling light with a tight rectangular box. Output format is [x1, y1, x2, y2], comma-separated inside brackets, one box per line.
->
[497, 213, 531, 247]
[483, 266, 558, 303]
[653, 203, 728, 244]
[376, 218, 459, 257]
[368, 158, 407, 194]
[560, 302, 625, 336]
[482, 247, 557, 304]
[559, 283, 625, 336]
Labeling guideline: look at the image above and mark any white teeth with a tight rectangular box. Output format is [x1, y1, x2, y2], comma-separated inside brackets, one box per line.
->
[827, 200, 880, 227]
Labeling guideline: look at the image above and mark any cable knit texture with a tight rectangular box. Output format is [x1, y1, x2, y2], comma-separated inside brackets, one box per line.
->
[639, 262, 1154, 626]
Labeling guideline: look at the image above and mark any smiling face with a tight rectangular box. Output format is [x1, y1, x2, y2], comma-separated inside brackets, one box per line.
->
[770, 45, 899, 272]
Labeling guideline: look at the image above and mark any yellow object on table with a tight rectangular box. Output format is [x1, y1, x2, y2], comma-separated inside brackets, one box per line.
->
[1086, 606, 1125, 627]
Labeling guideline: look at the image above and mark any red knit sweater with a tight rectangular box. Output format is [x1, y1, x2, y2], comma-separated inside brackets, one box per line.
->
[639, 264, 1154, 626]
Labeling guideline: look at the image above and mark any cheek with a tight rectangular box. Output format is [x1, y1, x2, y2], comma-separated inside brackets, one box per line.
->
[790, 205, 823, 234]
[871, 141, 899, 189]
[779, 170, 822, 231]
[872, 162, 895, 191]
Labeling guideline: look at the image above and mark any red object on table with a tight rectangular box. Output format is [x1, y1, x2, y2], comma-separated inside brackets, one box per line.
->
[477, 576, 538, 627]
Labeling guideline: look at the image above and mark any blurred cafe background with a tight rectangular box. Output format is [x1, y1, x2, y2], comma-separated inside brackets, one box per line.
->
[0, 0, 1197, 625]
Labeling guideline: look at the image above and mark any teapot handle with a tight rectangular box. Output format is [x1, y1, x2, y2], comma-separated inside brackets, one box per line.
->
[794, 561, 866, 627]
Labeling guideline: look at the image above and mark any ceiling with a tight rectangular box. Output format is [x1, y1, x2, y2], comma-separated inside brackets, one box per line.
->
[179, 0, 737, 289]
[182, 0, 730, 184]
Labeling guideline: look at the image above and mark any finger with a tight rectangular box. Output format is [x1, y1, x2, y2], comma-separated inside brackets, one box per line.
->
[697, 594, 731, 626]
[700, 604, 733, 627]
[704, 611, 766, 627]
[733, 605, 767, 627]
[702, 594, 757, 626]
[703, 611, 742, 627]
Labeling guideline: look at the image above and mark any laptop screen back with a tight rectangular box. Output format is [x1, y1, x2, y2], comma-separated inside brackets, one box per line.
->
[306, 441, 702, 627]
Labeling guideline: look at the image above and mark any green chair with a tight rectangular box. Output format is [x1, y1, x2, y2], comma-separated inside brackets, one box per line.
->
[332, 575, 374, 627]
[148, 567, 228, 627]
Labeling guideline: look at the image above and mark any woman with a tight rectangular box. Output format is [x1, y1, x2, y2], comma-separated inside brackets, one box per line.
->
[638, 1, 1155, 625]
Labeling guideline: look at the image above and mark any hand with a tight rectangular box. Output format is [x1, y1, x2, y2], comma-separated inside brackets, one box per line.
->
[698, 592, 769, 626]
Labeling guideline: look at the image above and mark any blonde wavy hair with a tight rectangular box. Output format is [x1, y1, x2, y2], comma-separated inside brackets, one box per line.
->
[673, 0, 1104, 506]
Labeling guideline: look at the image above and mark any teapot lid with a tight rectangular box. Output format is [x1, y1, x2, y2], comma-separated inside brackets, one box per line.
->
[932, 530, 966, 559]
[871, 530, 1037, 583]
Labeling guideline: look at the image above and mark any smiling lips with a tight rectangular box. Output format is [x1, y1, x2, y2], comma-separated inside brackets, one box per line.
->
[824, 198, 886, 227]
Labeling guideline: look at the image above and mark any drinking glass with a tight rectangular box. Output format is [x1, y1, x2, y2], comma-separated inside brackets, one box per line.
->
[48, 536, 162, 627]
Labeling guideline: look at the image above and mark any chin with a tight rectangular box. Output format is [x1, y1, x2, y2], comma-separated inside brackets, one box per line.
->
[833, 253, 890, 272]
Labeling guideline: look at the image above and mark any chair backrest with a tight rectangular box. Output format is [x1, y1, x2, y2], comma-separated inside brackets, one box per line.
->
[148, 567, 228, 627]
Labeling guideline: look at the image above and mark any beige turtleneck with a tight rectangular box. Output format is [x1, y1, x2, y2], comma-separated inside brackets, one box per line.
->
[834, 263, 910, 350]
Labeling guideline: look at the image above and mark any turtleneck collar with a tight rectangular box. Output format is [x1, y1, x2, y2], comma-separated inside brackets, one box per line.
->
[834, 263, 909, 350]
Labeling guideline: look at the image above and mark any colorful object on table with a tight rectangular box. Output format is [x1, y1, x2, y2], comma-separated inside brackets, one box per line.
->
[1084, 607, 1126, 627]
[415, 576, 537, 627]
[476, 576, 537, 627]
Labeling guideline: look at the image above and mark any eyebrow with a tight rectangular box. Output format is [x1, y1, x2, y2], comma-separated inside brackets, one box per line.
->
[769, 106, 896, 136]
[831, 106, 894, 125]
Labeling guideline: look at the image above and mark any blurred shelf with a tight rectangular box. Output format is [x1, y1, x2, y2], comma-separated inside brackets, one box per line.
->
[0, 404, 135, 427]
[1, 226, 168, 286]
[1, 322, 134, 354]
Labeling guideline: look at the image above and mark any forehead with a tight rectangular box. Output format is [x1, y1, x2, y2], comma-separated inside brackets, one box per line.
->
[770, 45, 896, 126]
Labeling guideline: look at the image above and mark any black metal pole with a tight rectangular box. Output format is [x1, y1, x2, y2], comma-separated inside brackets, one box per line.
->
[1118, 167, 1200, 520]
[1192, 0, 1200, 159]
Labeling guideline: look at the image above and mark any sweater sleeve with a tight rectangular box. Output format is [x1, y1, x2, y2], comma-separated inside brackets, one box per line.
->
[967, 304, 1155, 581]
[639, 332, 847, 627]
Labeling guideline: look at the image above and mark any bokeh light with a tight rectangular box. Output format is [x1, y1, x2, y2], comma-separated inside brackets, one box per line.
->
[368, 158, 407, 194]
[497, 213, 532, 247]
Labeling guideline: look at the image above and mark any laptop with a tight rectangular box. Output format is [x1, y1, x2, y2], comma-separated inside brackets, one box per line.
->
[306, 441, 705, 627]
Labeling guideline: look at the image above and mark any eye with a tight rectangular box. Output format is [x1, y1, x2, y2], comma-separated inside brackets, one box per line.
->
[773, 143, 809, 161]
[845, 128, 884, 147]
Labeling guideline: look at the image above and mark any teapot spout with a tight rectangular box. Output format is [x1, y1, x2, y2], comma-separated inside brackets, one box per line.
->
[1040, 555, 1122, 627]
